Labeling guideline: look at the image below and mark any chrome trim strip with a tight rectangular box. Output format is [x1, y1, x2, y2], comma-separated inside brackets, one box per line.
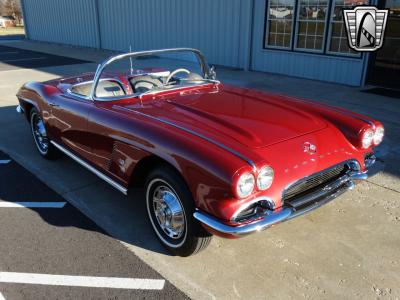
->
[113, 105, 257, 169]
[194, 170, 366, 237]
[231, 196, 275, 221]
[66, 90, 91, 101]
[137, 82, 217, 100]
[50, 141, 128, 195]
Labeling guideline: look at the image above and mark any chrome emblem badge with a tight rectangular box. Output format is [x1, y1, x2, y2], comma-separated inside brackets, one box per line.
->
[303, 142, 317, 154]
[343, 6, 388, 52]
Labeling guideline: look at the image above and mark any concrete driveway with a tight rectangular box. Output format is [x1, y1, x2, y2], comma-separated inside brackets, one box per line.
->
[0, 40, 399, 300]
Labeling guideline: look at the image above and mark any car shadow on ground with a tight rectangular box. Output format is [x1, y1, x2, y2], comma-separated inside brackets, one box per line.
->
[0, 105, 173, 256]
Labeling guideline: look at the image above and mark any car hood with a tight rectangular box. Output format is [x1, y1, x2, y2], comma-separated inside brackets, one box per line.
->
[122, 85, 328, 149]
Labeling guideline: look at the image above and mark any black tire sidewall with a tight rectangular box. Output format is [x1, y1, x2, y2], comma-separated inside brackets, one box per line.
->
[29, 108, 60, 160]
[145, 166, 205, 254]
[30, 108, 49, 157]
[146, 178, 188, 249]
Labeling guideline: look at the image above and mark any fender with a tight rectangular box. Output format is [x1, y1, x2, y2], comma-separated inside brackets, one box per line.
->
[113, 105, 257, 169]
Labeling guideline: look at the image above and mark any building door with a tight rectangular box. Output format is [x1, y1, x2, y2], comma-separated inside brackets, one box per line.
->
[367, 0, 400, 89]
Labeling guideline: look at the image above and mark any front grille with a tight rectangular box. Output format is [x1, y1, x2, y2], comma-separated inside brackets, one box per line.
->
[283, 163, 349, 204]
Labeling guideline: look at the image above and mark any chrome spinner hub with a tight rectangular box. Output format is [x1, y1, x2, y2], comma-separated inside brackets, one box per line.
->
[152, 186, 185, 239]
[32, 115, 49, 152]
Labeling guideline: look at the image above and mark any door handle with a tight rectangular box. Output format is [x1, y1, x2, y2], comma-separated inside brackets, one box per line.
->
[49, 102, 59, 107]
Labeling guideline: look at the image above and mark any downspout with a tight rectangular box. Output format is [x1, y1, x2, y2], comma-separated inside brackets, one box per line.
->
[19, 0, 29, 39]
[93, 0, 102, 49]
[243, 0, 255, 71]
[361, 52, 370, 87]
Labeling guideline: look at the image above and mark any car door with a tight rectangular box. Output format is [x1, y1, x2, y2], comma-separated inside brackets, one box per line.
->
[86, 99, 151, 188]
[47, 93, 93, 161]
[81, 78, 135, 185]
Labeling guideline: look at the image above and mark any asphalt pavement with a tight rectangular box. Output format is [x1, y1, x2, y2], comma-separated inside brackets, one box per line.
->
[0, 45, 88, 71]
[0, 151, 188, 299]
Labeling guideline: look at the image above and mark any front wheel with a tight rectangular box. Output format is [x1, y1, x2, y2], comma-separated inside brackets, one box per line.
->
[145, 166, 212, 256]
[30, 108, 60, 159]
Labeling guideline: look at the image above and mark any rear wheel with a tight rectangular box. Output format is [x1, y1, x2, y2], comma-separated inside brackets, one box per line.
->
[30, 108, 59, 159]
[145, 166, 212, 256]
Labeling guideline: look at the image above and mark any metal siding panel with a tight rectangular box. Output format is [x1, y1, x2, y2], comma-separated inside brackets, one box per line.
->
[98, 0, 246, 67]
[23, 0, 247, 67]
[251, 49, 364, 86]
[23, 0, 98, 48]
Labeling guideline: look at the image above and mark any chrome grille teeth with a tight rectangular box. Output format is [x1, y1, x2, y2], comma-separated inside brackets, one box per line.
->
[283, 165, 347, 202]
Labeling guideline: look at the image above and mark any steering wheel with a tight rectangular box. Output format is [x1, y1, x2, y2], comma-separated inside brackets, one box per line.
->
[165, 68, 191, 84]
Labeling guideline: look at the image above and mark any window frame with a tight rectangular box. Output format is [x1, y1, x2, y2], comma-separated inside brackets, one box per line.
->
[293, 0, 330, 53]
[263, 0, 366, 59]
[325, 0, 363, 57]
[264, 0, 296, 50]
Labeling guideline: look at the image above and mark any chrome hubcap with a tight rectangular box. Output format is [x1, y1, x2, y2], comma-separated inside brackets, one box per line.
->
[32, 114, 49, 153]
[152, 186, 185, 239]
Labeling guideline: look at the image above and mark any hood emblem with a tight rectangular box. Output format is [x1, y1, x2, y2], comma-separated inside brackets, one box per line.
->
[303, 142, 317, 154]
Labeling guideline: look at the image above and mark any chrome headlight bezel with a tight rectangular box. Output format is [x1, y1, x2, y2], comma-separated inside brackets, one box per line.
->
[373, 126, 384, 145]
[361, 128, 374, 149]
[236, 172, 255, 198]
[256, 166, 274, 190]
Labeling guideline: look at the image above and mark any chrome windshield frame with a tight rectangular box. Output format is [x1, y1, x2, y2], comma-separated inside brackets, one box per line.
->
[89, 48, 212, 101]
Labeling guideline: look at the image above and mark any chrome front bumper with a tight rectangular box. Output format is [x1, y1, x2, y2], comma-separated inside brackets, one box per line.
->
[193, 170, 368, 238]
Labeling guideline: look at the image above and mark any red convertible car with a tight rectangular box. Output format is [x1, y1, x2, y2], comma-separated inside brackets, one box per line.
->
[16, 48, 384, 256]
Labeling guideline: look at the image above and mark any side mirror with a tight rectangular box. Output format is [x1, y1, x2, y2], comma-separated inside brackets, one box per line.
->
[209, 66, 217, 80]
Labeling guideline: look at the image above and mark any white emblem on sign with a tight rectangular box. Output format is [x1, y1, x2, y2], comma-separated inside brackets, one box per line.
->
[343, 6, 388, 52]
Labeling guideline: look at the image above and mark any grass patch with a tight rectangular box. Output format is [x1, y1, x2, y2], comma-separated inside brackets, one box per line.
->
[0, 26, 25, 36]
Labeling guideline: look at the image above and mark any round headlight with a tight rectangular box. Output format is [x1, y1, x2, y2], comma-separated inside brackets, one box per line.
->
[373, 126, 384, 145]
[361, 129, 374, 149]
[236, 172, 255, 198]
[257, 166, 274, 190]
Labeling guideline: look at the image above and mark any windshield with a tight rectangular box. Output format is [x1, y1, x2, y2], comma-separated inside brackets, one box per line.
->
[132, 51, 203, 76]
[93, 48, 215, 100]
